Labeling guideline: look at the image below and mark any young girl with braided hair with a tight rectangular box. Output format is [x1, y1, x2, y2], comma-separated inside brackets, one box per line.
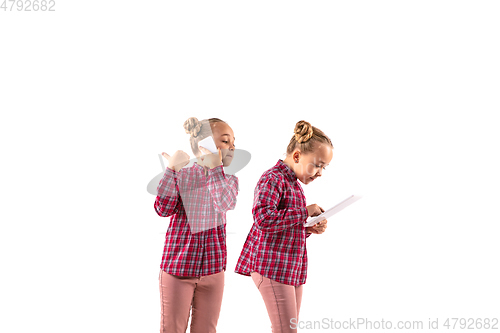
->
[154, 117, 238, 333]
[235, 120, 333, 333]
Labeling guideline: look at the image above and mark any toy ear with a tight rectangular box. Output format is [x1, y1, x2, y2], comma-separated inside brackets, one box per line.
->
[147, 172, 164, 195]
[222, 149, 251, 175]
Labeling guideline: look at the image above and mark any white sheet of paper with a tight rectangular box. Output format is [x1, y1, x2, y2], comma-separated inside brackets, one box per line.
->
[304, 195, 362, 227]
[198, 136, 218, 154]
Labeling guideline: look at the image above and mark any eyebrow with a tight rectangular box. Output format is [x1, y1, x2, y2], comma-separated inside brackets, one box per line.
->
[220, 134, 235, 140]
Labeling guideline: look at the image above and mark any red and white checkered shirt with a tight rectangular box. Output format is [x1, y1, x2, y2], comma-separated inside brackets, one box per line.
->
[154, 162, 238, 277]
[235, 159, 310, 286]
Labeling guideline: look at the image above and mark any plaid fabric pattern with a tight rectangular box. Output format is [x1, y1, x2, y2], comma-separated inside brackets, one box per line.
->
[235, 160, 310, 286]
[154, 162, 238, 277]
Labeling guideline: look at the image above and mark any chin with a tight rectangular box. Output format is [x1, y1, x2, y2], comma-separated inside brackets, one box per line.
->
[302, 177, 315, 184]
[222, 158, 233, 167]
[298, 178, 309, 185]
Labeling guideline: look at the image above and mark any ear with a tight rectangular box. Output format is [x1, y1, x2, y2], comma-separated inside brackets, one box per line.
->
[293, 150, 301, 162]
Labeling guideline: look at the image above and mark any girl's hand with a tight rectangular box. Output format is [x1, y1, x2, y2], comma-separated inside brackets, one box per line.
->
[162, 150, 190, 172]
[306, 220, 328, 234]
[306, 204, 324, 217]
[198, 146, 223, 169]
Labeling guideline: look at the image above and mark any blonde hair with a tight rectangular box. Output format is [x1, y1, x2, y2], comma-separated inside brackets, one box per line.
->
[286, 120, 333, 155]
[183, 117, 227, 156]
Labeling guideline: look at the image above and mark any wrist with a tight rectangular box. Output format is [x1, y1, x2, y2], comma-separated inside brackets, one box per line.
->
[303, 206, 310, 220]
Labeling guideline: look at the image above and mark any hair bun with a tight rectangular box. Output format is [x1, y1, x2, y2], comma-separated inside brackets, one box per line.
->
[183, 117, 203, 137]
[294, 120, 313, 143]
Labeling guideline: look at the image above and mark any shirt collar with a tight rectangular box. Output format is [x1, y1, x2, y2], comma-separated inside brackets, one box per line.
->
[193, 161, 209, 173]
[277, 159, 297, 182]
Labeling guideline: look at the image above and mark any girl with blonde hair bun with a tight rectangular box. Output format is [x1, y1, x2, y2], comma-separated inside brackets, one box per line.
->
[154, 117, 238, 333]
[236, 120, 333, 333]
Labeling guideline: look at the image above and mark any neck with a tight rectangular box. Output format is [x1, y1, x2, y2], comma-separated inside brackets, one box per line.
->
[282, 156, 297, 176]
[196, 157, 209, 175]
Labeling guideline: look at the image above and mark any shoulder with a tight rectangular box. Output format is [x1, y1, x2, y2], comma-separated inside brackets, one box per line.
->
[228, 173, 238, 181]
[225, 172, 238, 184]
[256, 164, 285, 189]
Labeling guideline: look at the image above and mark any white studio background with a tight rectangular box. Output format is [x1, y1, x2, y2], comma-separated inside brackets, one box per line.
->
[1, 1, 499, 333]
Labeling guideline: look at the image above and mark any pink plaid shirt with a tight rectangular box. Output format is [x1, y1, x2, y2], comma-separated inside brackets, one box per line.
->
[235, 160, 310, 286]
[154, 162, 238, 277]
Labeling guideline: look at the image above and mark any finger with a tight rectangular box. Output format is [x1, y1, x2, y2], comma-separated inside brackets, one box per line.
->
[199, 146, 211, 155]
[218, 147, 222, 161]
[319, 206, 325, 212]
[162, 152, 170, 160]
[314, 220, 325, 227]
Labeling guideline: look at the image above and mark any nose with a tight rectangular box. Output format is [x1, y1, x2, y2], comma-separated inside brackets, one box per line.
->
[316, 169, 323, 177]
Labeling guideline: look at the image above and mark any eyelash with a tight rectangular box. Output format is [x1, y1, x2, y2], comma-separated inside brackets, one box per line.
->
[222, 140, 235, 148]
[315, 164, 326, 170]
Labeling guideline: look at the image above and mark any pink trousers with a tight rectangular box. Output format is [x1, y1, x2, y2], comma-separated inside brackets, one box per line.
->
[159, 270, 224, 333]
[251, 272, 303, 333]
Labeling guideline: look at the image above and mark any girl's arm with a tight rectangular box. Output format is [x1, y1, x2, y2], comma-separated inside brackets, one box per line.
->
[252, 175, 308, 233]
[206, 165, 239, 212]
[154, 167, 181, 217]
